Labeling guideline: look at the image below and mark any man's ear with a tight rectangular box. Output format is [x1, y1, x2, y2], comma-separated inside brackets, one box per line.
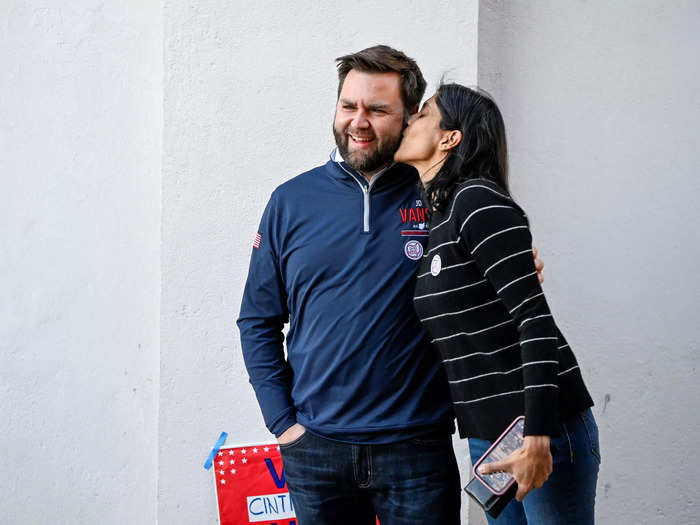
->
[439, 130, 462, 152]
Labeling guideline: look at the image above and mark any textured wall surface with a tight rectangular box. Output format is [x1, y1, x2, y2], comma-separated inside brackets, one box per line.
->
[478, 1, 700, 523]
[160, 1, 478, 523]
[0, 2, 161, 524]
[5, 1, 697, 523]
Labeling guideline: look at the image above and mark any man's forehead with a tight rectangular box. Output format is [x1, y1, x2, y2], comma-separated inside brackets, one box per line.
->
[339, 70, 402, 104]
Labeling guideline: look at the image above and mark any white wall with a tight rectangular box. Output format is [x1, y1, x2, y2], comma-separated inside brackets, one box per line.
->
[6, 2, 697, 524]
[0, 2, 161, 524]
[478, 1, 700, 523]
[160, 2, 478, 523]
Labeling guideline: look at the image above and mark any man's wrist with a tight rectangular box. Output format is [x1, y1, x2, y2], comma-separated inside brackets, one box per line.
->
[277, 422, 306, 445]
[270, 408, 297, 438]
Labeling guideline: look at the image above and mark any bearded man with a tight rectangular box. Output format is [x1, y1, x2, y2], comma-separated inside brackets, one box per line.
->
[238, 44, 543, 525]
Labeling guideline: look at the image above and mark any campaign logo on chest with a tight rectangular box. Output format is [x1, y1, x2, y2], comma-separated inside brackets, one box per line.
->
[399, 200, 429, 237]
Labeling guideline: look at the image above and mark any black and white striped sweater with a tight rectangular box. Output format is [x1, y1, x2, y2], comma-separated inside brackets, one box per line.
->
[413, 178, 593, 441]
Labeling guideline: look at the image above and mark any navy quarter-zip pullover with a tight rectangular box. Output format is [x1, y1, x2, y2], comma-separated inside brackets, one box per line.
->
[237, 154, 454, 443]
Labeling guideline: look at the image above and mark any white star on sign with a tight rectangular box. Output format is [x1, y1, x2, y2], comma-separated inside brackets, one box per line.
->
[218, 451, 223, 456]
[228, 450, 234, 455]
[230, 469, 236, 474]
[241, 449, 247, 454]
[218, 460, 224, 466]
[220, 479, 226, 484]
[230, 460, 235, 465]
[263, 446, 270, 452]
[219, 470, 224, 475]
[276, 446, 280, 451]
[253, 448, 258, 453]
[242, 458, 247, 464]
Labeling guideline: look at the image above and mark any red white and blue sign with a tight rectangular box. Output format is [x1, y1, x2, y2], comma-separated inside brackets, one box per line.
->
[213, 443, 296, 525]
[212, 441, 381, 525]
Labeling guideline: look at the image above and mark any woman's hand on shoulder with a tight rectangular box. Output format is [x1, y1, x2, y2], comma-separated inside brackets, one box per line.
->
[477, 435, 552, 501]
[533, 246, 544, 283]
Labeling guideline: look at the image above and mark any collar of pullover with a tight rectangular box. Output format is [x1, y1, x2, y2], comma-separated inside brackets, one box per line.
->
[329, 148, 395, 189]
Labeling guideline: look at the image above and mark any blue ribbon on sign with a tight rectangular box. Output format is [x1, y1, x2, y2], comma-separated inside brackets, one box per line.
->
[203, 432, 228, 470]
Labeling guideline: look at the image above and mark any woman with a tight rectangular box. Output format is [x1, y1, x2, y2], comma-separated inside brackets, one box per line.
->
[395, 84, 600, 524]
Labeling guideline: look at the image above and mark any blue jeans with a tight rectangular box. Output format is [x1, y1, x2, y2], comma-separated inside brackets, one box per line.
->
[279, 429, 461, 525]
[468, 409, 601, 525]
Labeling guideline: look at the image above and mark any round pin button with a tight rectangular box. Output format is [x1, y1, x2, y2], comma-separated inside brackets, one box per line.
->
[430, 254, 442, 276]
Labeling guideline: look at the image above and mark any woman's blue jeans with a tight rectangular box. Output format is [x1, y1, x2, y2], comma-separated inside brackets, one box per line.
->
[468, 408, 601, 525]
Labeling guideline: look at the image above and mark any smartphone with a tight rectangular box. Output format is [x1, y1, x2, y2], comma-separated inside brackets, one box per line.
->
[472, 416, 525, 495]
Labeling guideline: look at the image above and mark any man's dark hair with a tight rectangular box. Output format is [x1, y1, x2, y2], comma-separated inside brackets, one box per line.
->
[335, 45, 426, 116]
[424, 83, 510, 211]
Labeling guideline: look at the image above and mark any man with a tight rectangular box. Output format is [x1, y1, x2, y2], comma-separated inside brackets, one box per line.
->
[237, 45, 542, 524]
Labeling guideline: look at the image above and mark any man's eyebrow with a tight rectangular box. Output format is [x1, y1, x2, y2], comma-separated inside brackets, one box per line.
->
[339, 98, 356, 106]
[366, 103, 391, 111]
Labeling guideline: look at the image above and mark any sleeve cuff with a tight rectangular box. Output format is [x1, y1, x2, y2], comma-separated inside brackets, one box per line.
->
[269, 407, 297, 437]
[523, 388, 560, 437]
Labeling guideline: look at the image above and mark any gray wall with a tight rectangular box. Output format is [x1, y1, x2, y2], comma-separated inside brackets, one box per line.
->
[160, 2, 478, 523]
[1, 2, 161, 524]
[479, 1, 700, 523]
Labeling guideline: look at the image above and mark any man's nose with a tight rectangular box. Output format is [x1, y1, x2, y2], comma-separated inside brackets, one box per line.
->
[351, 108, 370, 129]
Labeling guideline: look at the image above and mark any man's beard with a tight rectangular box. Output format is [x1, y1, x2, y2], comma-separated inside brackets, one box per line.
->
[333, 126, 402, 174]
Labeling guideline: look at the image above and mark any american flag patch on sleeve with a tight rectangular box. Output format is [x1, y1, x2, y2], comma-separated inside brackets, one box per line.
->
[253, 232, 262, 249]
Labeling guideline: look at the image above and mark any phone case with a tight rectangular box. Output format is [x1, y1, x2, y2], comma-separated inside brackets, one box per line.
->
[472, 416, 524, 495]
[464, 416, 525, 518]
[464, 476, 518, 518]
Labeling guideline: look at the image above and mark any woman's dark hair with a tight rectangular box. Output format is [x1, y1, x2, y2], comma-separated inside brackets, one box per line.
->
[424, 83, 510, 211]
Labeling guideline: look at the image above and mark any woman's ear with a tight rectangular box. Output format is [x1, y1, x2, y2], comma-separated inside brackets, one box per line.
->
[439, 129, 462, 152]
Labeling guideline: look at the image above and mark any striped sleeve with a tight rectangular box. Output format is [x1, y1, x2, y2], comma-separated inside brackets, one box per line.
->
[454, 185, 560, 436]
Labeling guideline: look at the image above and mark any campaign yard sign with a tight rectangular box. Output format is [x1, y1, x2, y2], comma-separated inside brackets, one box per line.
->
[212, 441, 380, 525]
[213, 443, 296, 525]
